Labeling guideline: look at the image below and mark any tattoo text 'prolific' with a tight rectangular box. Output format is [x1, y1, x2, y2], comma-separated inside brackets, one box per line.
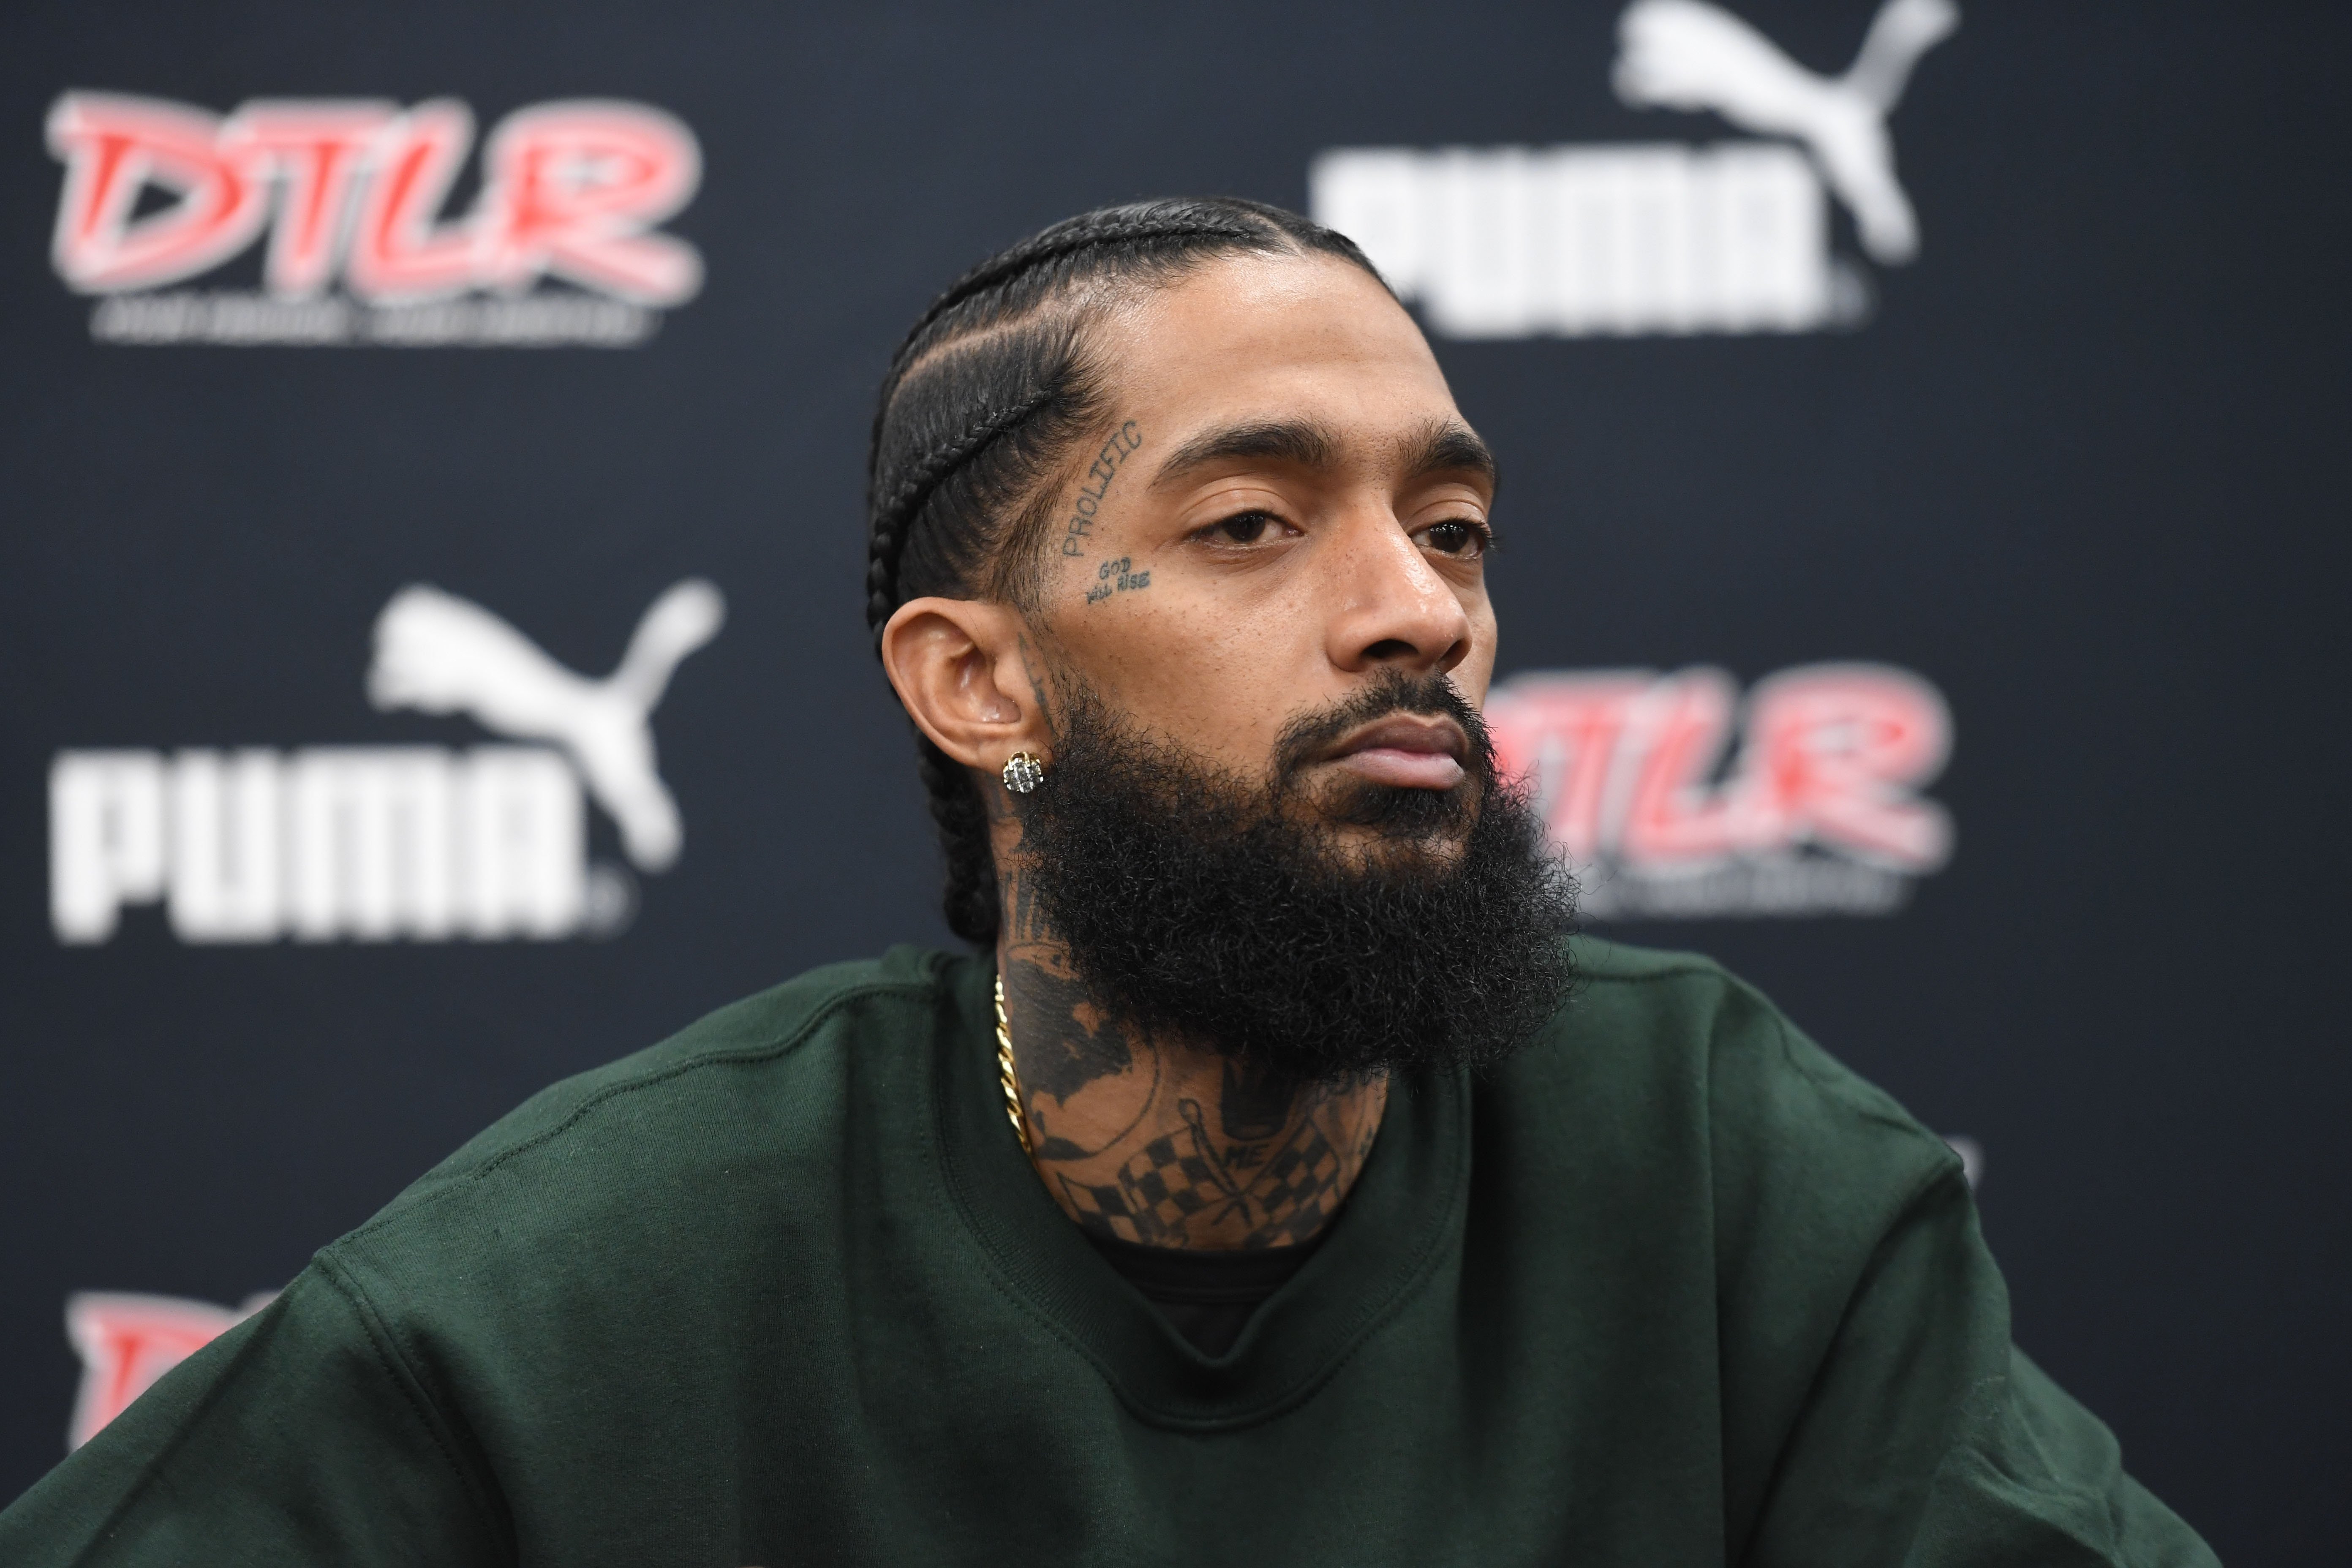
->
[1060, 421, 1143, 557]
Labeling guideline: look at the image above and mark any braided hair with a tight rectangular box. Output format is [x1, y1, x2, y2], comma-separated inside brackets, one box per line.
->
[864, 197, 1387, 945]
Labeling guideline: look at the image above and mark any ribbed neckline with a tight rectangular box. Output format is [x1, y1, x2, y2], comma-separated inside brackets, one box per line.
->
[926, 951, 1471, 1432]
[1086, 1230, 1323, 1304]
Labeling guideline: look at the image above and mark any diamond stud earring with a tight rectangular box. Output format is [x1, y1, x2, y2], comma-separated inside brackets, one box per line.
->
[1001, 752, 1047, 794]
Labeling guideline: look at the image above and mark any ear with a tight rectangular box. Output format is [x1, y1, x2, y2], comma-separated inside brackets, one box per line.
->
[879, 596, 1051, 774]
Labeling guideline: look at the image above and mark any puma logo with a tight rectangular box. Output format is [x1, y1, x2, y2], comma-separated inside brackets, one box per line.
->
[367, 579, 725, 872]
[1614, 0, 1960, 263]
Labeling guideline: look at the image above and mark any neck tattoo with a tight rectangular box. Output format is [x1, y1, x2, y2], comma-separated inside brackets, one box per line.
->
[989, 804, 1387, 1251]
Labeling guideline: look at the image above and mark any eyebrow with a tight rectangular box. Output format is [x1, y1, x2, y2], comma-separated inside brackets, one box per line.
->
[1152, 418, 1339, 488]
[1400, 419, 1500, 495]
[1149, 415, 1499, 495]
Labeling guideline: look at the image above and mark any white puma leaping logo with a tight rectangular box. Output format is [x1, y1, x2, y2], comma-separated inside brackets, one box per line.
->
[1614, 0, 1959, 264]
[366, 579, 725, 873]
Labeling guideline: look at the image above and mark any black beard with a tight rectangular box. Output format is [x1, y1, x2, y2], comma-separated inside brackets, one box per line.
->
[1011, 669, 1579, 1083]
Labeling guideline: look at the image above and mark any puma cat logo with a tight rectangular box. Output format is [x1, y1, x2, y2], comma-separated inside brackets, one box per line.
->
[367, 579, 725, 871]
[1614, 0, 1960, 263]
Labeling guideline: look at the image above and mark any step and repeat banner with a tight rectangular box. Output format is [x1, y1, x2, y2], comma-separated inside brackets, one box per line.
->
[3, 1, 2344, 1558]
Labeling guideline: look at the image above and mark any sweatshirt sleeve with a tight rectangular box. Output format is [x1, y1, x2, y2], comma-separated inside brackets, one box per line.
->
[0, 1262, 508, 1567]
[1742, 1166, 2219, 1568]
[1905, 1343, 2220, 1568]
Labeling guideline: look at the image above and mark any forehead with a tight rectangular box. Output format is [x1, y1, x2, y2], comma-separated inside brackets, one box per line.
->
[1092, 252, 1460, 450]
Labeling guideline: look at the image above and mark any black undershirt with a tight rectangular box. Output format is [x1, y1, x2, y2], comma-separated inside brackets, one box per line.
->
[1086, 1233, 1324, 1356]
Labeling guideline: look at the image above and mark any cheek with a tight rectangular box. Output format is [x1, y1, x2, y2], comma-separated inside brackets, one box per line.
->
[1459, 601, 1499, 704]
[1055, 588, 1321, 767]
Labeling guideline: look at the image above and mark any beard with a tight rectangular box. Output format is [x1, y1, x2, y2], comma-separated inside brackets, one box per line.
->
[1011, 667, 1579, 1083]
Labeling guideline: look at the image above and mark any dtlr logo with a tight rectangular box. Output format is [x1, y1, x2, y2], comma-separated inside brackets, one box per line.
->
[46, 94, 702, 346]
[1488, 662, 1954, 918]
[62, 1293, 275, 1451]
[49, 580, 723, 944]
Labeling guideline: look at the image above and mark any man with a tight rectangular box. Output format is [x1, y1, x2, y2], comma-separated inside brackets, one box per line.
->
[0, 198, 2215, 1565]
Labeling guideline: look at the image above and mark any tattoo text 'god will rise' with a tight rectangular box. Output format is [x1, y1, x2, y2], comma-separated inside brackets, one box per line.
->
[1085, 557, 1149, 603]
[1060, 420, 1142, 557]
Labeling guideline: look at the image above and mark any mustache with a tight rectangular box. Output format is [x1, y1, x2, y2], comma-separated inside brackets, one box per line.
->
[1269, 669, 1495, 784]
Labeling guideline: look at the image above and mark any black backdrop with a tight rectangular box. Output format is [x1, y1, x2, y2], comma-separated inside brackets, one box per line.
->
[4, 1, 2346, 1559]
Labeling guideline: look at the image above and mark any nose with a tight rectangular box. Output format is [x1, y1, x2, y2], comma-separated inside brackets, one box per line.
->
[1322, 511, 1475, 676]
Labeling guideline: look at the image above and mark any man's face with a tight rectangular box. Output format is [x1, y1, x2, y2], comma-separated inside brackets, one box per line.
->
[1024, 252, 1498, 841]
[911, 247, 1573, 1079]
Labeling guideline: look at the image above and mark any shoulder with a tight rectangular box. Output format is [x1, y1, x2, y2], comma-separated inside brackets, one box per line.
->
[1561, 936, 1942, 1140]
[1500, 936, 1965, 1238]
[324, 945, 962, 1280]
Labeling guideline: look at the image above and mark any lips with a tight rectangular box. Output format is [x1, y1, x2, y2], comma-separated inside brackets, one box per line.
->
[1323, 713, 1468, 791]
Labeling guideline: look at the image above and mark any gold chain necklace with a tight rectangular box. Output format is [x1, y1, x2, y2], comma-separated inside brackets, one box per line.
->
[993, 972, 1034, 1157]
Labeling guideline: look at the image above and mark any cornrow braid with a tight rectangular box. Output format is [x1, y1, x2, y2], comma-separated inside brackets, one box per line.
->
[863, 197, 1389, 945]
[864, 390, 1055, 655]
[873, 210, 1270, 421]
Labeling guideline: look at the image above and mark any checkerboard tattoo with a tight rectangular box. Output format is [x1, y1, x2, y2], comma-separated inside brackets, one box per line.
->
[1057, 1099, 1347, 1247]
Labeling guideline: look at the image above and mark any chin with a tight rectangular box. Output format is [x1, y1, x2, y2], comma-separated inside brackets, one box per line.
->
[1319, 794, 1479, 866]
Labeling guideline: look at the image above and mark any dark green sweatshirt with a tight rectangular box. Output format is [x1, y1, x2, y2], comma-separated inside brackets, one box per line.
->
[0, 941, 2216, 1565]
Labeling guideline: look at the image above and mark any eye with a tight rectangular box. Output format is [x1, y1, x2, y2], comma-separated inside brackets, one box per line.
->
[1416, 518, 1490, 558]
[1198, 510, 1286, 545]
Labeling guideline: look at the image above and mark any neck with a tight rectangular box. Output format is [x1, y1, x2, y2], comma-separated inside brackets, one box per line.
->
[992, 842, 1387, 1252]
